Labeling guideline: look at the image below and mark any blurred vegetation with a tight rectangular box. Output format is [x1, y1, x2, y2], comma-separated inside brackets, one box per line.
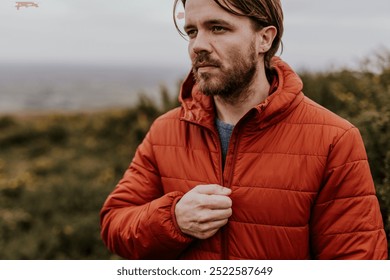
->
[0, 85, 178, 259]
[0, 51, 389, 259]
[301, 50, 390, 257]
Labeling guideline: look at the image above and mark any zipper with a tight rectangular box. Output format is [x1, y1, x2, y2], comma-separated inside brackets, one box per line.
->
[219, 109, 257, 259]
[220, 123, 242, 260]
[180, 116, 242, 260]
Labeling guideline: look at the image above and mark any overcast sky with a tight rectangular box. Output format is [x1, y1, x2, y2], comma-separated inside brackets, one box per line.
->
[1, 0, 389, 71]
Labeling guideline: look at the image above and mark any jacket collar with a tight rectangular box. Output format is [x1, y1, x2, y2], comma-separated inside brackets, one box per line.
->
[179, 57, 304, 130]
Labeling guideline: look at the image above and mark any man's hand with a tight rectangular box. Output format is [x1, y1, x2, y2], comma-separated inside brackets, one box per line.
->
[175, 184, 232, 239]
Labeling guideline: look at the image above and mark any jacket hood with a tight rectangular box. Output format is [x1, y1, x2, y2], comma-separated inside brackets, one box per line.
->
[178, 57, 304, 129]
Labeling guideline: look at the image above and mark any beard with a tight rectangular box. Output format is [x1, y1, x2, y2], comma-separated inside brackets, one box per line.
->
[192, 44, 258, 104]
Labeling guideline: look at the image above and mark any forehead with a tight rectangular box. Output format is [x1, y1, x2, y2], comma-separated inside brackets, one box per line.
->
[184, 0, 247, 26]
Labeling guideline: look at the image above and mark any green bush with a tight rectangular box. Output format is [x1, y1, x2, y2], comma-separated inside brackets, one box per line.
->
[0, 92, 169, 259]
[300, 50, 390, 255]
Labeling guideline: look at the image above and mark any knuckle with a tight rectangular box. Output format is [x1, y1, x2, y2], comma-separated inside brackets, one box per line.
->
[193, 184, 203, 191]
[197, 233, 209, 240]
[197, 212, 208, 223]
[221, 219, 228, 226]
[198, 224, 209, 233]
[226, 197, 233, 207]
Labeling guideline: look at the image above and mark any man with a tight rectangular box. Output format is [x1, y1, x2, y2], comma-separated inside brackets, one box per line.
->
[100, 0, 388, 259]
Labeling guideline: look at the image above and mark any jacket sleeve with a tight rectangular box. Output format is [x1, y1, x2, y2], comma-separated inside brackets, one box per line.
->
[310, 127, 388, 259]
[100, 126, 193, 259]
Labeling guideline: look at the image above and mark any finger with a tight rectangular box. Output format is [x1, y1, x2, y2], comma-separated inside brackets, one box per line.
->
[194, 184, 231, 196]
[196, 208, 232, 223]
[187, 219, 228, 239]
[178, 215, 228, 239]
[193, 228, 220, 240]
[202, 194, 232, 209]
[198, 219, 229, 232]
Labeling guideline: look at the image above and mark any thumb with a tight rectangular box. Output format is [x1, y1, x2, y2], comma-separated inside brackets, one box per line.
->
[194, 184, 231, 196]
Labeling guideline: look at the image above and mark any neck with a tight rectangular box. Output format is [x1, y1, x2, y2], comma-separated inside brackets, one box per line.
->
[214, 67, 270, 125]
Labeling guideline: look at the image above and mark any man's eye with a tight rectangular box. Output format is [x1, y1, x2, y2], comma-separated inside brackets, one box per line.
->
[186, 29, 197, 38]
[212, 26, 226, 33]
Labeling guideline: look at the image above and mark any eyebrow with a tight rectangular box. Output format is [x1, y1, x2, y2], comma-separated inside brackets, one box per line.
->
[184, 19, 234, 31]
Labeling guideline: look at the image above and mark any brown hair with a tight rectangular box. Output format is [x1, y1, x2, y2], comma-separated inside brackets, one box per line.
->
[173, 0, 284, 70]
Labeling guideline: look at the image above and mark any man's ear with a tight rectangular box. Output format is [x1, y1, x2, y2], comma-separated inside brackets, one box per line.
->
[257, 26, 277, 54]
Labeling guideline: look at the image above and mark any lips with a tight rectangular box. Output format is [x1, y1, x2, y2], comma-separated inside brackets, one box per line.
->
[193, 53, 220, 70]
[195, 61, 220, 71]
[197, 64, 218, 69]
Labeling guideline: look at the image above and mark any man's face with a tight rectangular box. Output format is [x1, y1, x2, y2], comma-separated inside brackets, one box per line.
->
[184, 0, 261, 100]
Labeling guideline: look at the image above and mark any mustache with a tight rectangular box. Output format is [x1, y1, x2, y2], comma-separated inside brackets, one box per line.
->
[192, 52, 221, 69]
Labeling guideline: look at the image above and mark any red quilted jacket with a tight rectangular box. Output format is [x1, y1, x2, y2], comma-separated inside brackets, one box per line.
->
[100, 57, 388, 259]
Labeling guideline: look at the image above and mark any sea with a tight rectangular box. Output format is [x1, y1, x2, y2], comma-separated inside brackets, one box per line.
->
[0, 63, 188, 114]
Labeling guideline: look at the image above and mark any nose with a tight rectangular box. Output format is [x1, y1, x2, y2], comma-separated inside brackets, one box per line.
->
[189, 31, 213, 55]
